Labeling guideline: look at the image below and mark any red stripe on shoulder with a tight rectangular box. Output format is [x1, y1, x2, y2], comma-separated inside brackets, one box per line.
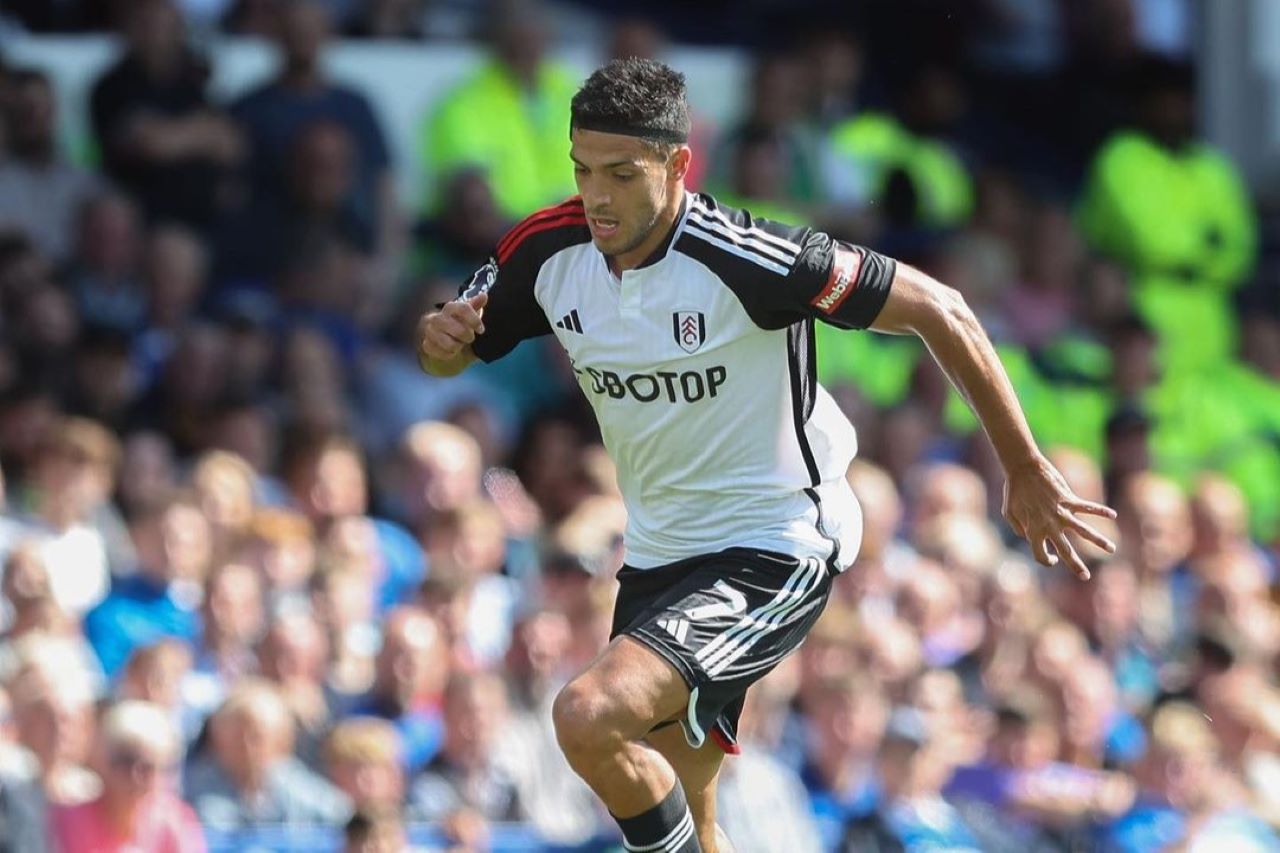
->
[496, 196, 585, 258]
[496, 213, 587, 264]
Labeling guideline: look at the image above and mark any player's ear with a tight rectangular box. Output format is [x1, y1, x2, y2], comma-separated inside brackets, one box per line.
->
[669, 144, 692, 182]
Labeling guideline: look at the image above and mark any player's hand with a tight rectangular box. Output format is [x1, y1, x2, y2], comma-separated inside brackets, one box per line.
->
[1001, 454, 1117, 581]
[417, 292, 488, 363]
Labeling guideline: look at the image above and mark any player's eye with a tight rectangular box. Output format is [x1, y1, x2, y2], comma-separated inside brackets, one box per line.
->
[573, 166, 588, 175]
[614, 173, 635, 182]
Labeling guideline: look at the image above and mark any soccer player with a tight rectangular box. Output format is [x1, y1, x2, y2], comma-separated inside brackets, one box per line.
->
[417, 59, 1116, 853]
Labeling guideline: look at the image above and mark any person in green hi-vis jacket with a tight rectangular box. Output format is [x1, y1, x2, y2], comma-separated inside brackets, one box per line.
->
[421, 8, 579, 219]
[1078, 56, 1257, 375]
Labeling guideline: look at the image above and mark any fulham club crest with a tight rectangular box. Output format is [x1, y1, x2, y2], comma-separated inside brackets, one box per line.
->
[673, 311, 705, 354]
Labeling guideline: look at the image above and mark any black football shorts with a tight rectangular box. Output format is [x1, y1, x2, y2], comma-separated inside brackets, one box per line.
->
[610, 547, 835, 754]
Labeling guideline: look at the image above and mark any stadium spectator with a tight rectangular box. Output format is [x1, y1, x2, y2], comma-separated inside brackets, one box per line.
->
[257, 607, 338, 768]
[49, 700, 204, 852]
[324, 717, 405, 814]
[84, 490, 208, 677]
[89, 0, 244, 230]
[1078, 54, 1257, 374]
[420, 0, 577, 219]
[230, 0, 396, 258]
[408, 671, 522, 821]
[184, 678, 350, 829]
[348, 606, 449, 772]
[0, 68, 99, 264]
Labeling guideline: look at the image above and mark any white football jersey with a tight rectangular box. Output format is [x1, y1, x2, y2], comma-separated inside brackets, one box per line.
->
[461, 192, 897, 571]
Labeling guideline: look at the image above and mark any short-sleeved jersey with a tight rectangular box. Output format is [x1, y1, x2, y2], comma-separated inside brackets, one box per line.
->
[459, 192, 896, 570]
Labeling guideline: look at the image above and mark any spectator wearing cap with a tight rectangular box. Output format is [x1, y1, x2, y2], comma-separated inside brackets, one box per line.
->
[184, 678, 350, 829]
[1100, 701, 1278, 851]
[0, 68, 99, 264]
[84, 491, 208, 678]
[89, 0, 244, 230]
[408, 671, 523, 822]
[49, 700, 203, 852]
[347, 607, 449, 772]
[842, 707, 983, 852]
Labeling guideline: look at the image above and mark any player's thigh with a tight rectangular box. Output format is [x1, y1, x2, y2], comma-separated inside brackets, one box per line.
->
[556, 635, 693, 742]
[644, 722, 725, 807]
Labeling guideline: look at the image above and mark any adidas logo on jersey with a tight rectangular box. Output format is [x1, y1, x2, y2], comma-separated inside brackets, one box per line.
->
[555, 309, 584, 334]
[657, 617, 690, 644]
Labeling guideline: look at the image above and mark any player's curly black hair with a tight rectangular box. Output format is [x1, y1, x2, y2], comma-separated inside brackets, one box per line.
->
[570, 59, 691, 156]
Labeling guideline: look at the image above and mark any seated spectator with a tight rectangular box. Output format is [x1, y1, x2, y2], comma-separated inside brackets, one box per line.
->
[257, 608, 337, 769]
[0, 68, 99, 264]
[2, 417, 124, 617]
[49, 700, 203, 852]
[191, 450, 257, 561]
[842, 707, 983, 852]
[799, 673, 888, 849]
[133, 225, 209, 389]
[90, 0, 244, 230]
[347, 607, 448, 772]
[65, 192, 147, 335]
[5, 640, 99, 805]
[180, 557, 264, 734]
[281, 430, 423, 610]
[230, 0, 394, 254]
[84, 491, 209, 678]
[184, 678, 350, 829]
[324, 718, 405, 814]
[117, 638, 194, 741]
[1100, 701, 1278, 851]
[409, 671, 522, 822]
[946, 689, 1134, 847]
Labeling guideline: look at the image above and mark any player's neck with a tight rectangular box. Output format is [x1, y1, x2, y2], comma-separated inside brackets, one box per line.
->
[608, 190, 684, 276]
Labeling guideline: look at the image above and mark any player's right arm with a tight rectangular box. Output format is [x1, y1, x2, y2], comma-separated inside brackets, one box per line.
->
[416, 292, 486, 377]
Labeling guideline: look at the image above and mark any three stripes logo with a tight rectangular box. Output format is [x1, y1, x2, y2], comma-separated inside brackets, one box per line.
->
[657, 616, 690, 644]
[555, 309, 584, 334]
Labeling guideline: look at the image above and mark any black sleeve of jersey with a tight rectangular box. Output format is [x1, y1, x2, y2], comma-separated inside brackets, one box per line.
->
[456, 200, 591, 363]
[455, 250, 549, 363]
[677, 196, 896, 331]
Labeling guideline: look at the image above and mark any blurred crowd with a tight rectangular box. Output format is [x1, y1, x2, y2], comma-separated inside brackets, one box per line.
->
[0, 0, 1278, 851]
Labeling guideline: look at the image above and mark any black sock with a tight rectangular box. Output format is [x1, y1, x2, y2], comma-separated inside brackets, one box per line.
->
[611, 780, 701, 852]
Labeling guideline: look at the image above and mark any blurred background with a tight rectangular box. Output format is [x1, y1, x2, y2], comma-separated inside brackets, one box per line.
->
[0, 0, 1277, 851]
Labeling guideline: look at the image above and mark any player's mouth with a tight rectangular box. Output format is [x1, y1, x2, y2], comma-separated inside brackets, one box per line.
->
[589, 217, 620, 238]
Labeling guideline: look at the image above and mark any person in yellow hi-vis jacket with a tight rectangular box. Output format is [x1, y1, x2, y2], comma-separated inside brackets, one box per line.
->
[1078, 56, 1257, 375]
[420, 6, 578, 219]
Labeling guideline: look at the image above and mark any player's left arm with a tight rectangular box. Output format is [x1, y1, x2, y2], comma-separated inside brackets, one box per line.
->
[869, 262, 1117, 579]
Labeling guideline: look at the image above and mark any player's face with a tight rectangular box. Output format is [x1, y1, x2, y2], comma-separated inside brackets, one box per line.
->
[570, 129, 687, 262]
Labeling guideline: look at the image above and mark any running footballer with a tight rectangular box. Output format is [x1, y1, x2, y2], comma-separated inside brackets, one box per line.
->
[417, 59, 1117, 853]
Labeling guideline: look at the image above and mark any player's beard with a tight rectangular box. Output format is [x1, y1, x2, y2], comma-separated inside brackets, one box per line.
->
[603, 201, 663, 260]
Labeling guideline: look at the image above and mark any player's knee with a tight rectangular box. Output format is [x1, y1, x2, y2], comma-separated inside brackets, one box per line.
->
[552, 679, 625, 764]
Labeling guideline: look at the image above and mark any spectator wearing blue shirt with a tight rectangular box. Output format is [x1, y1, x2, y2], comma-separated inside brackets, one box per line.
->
[799, 673, 887, 850]
[280, 430, 424, 612]
[84, 491, 209, 678]
[842, 707, 983, 852]
[346, 607, 449, 773]
[1100, 701, 1280, 852]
